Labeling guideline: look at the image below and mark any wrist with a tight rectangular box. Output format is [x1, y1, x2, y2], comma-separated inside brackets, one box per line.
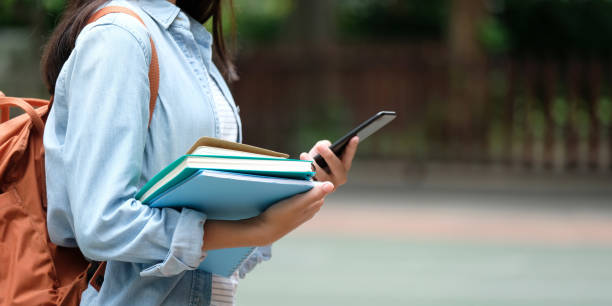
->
[248, 215, 276, 246]
[203, 217, 272, 251]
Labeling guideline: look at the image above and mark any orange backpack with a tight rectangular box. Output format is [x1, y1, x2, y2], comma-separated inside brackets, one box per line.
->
[0, 6, 159, 305]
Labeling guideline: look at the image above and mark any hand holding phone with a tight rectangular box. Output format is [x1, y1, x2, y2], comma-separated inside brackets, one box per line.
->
[312, 111, 397, 172]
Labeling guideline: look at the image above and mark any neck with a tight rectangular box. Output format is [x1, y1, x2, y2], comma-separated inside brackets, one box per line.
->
[168, 0, 176, 4]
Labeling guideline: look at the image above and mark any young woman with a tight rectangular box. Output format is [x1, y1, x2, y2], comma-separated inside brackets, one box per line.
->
[41, 0, 359, 305]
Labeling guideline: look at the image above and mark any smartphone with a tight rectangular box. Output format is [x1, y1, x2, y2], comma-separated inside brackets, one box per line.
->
[313, 110, 397, 171]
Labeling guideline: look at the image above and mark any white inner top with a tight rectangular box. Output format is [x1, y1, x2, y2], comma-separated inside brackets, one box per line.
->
[207, 72, 240, 306]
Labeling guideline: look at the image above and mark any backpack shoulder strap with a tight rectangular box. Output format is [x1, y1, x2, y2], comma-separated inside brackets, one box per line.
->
[88, 6, 159, 127]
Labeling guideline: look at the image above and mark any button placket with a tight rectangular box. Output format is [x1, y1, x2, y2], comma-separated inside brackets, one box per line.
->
[169, 21, 219, 138]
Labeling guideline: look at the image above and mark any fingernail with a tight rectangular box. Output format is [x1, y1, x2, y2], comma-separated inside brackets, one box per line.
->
[322, 182, 334, 193]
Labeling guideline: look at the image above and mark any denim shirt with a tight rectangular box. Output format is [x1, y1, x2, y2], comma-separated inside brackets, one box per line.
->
[43, 1, 270, 305]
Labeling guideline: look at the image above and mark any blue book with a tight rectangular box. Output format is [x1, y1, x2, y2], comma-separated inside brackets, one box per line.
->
[146, 169, 315, 277]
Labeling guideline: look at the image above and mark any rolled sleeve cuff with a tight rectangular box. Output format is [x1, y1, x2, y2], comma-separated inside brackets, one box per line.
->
[140, 208, 207, 277]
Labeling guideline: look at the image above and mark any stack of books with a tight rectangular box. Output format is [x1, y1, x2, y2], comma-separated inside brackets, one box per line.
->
[136, 137, 316, 277]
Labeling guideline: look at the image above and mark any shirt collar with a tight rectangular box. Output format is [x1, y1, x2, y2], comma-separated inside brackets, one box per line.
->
[137, 0, 181, 30]
[188, 17, 213, 70]
[189, 16, 213, 47]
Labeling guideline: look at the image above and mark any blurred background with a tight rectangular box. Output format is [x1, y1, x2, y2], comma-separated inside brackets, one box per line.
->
[2, 0, 612, 305]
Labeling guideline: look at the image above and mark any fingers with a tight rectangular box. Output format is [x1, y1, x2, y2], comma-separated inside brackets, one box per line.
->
[301, 151, 331, 182]
[316, 144, 346, 185]
[308, 198, 325, 210]
[316, 139, 332, 149]
[308, 183, 332, 211]
[260, 181, 333, 243]
[309, 140, 331, 157]
[290, 193, 326, 227]
[300, 152, 312, 161]
[342, 136, 359, 170]
[302, 198, 325, 223]
[303, 138, 356, 186]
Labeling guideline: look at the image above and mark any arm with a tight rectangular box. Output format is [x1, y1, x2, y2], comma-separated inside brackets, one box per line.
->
[61, 20, 206, 277]
[202, 182, 335, 251]
[201, 179, 335, 278]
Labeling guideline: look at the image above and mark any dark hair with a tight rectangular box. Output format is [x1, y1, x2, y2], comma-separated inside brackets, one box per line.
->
[41, 0, 236, 95]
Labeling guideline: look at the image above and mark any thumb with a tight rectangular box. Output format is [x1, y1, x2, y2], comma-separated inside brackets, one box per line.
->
[307, 181, 334, 201]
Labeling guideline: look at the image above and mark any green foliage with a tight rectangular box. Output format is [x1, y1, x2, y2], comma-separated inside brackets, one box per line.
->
[9, 0, 612, 55]
[234, 0, 291, 43]
[552, 97, 569, 127]
[528, 107, 546, 140]
[496, 0, 612, 56]
[487, 120, 505, 159]
[336, 0, 449, 41]
[0, 0, 25, 26]
[205, 0, 291, 43]
[575, 107, 591, 139]
[0, 0, 17, 15]
[479, 17, 509, 55]
[597, 97, 612, 126]
[0, 0, 64, 27]
[41, 0, 65, 12]
[232, 0, 452, 44]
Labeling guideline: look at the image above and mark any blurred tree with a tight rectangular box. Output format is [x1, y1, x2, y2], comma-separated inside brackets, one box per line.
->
[285, 0, 335, 47]
[447, 0, 489, 160]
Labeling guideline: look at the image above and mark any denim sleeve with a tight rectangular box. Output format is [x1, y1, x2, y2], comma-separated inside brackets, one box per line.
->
[60, 19, 206, 277]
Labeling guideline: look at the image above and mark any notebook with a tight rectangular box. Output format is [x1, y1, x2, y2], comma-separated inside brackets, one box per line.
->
[185, 137, 290, 158]
[137, 155, 314, 203]
[147, 169, 315, 277]
[191, 146, 285, 159]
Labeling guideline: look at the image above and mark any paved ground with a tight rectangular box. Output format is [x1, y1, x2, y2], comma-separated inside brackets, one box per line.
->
[236, 162, 612, 306]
